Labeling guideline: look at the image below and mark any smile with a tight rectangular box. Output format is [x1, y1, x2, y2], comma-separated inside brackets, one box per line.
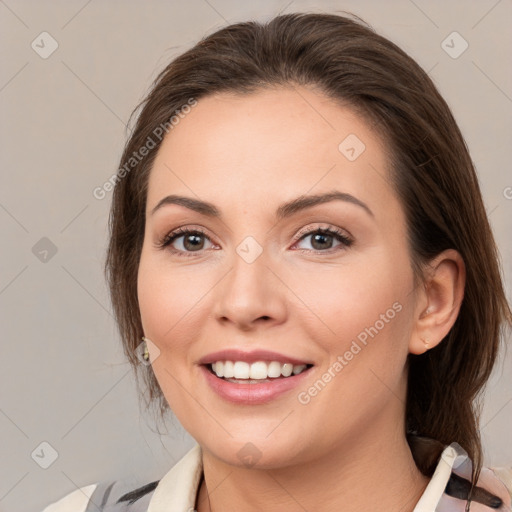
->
[201, 362, 315, 404]
[209, 360, 312, 381]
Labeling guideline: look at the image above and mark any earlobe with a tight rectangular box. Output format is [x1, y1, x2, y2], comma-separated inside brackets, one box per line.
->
[409, 249, 466, 355]
[410, 333, 432, 355]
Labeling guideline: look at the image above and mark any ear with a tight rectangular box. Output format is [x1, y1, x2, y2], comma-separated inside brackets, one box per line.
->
[409, 249, 466, 355]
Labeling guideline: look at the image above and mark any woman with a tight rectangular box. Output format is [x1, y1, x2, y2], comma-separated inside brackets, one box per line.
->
[43, 12, 511, 512]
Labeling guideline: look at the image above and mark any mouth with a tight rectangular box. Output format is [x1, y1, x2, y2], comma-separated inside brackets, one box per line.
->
[203, 361, 315, 383]
[200, 361, 315, 404]
[197, 349, 316, 404]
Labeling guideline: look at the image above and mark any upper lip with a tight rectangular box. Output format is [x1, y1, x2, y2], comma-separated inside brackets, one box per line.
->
[198, 349, 314, 366]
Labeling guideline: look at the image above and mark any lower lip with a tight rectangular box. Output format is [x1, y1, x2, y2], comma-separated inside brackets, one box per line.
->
[200, 365, 314, 405]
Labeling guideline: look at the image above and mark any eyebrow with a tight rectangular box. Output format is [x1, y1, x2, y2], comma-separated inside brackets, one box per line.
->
[150, 190, 374, 219]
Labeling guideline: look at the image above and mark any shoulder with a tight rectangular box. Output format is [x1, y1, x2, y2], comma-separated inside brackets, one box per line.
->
[41, 483, 97, 512]
[489, 466, 512, 498]
[441, 448, 512, 510]
[410, 437, 512, 511]
[41, 479, 160, 512]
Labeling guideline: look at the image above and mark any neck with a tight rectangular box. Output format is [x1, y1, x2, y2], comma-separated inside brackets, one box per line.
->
[195, 419, 430, 512]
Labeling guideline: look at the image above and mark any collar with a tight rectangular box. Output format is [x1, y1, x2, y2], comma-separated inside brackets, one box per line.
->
[147, 443, 203, 512]
[147, 442, 511, 511]
[413, 443, 464, 511]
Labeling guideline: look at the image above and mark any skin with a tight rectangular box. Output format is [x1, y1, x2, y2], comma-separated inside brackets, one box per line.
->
[137, 85, 465, 512]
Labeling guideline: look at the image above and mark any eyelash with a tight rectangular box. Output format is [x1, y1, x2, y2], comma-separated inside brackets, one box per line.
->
[156, 225, 353, 258]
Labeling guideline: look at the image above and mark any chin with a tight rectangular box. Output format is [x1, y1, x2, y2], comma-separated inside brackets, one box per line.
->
[201, 435, 307, 470]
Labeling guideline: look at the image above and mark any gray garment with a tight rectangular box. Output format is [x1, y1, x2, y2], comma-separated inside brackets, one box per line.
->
[84, 479, 159, 512]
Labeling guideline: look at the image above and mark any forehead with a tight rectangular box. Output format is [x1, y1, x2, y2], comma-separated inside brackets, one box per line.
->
[146, 86, 394, 216]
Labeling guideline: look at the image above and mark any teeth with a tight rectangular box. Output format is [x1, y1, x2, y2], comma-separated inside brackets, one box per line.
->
[210, 361, 309, 380]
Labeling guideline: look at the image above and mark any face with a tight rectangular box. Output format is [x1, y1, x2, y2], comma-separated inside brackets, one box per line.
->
[137, 86, 419, 469]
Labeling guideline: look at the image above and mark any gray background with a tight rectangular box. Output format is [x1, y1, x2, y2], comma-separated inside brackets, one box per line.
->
[0, 1, 510, 511]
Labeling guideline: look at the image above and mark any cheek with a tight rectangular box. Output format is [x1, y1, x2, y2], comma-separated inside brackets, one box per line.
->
[293, 268, 412, 425]
[137, 254, 214, 354]
[292, 252, 410, 345]
[138, 260, 175, 338]
[137, 256, 207, 413]
[290, 253, 413, 403]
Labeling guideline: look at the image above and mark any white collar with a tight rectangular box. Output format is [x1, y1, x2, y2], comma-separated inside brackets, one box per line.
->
[146, 442, 496, 512]
[147, 443, 203, 512]
[413, 443, 463, 511]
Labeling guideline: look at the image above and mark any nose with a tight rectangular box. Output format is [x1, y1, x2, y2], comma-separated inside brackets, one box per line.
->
[212, 245, 287, 331]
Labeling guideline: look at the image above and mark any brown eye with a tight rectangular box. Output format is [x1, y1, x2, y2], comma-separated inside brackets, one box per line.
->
[294, 227, 353, 253]
[309, 232, 336, 250]
[158, 228, 214, 256]
[180, 232, 206, 251]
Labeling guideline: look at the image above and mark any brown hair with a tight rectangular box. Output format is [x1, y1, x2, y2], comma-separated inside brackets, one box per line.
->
[104, 12, 511, 506]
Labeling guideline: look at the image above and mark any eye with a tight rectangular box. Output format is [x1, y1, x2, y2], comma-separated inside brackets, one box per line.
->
[156, 224, 353, 257]
[156, 227, 215, 257]
[292, 225, 353, 253]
